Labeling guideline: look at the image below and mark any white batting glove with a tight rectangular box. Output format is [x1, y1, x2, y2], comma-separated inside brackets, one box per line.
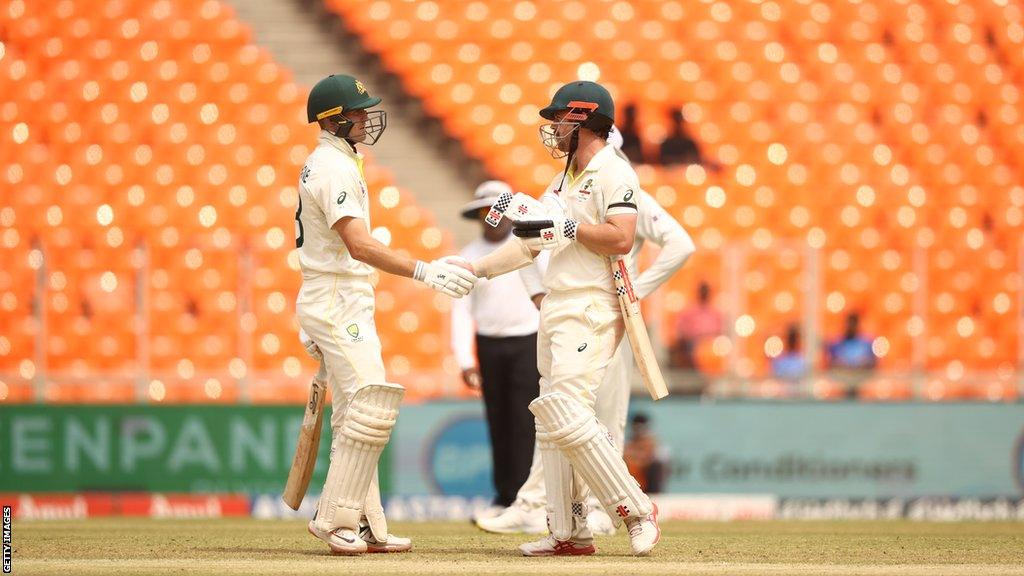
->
[505, 192, 550, 223]
[414, 259, 477, 298]
[298, 328, 323, 362]
[511, 217, 578, 252]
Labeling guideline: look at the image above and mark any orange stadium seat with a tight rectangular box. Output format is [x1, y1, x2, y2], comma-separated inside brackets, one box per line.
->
[0, 0, 457, 404]
[319, 0, 1023, 397]
[2, 0, 1022, 403]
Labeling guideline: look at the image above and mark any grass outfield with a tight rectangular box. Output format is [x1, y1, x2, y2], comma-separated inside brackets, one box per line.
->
[10, 519, 1024, 576]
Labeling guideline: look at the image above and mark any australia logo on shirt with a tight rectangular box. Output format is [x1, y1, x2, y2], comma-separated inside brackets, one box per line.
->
[346, 323, 363, 342]
[576, 178, 595, 203]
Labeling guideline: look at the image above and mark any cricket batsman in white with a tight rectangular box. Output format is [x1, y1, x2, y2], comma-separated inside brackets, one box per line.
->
[294, 74, 477, 555]
[465, 81, 662, 556]
[478, 126, 695, 536]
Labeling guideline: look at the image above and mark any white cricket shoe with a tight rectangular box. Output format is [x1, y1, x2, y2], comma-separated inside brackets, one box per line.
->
[307, 520, 368, 555]
[519, 532, 596, 557]
[476, 501, 547, 534]
[470, 504, 504, 524]
[358, 522, 412, 553]
[586, 507, 616, 536]
[624, 503, 661, 556]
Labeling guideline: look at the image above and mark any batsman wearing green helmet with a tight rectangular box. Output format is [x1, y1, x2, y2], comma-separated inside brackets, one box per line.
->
[467, 80, 662, 556]
[294, 75, 477, 555]
[520, 81, 661, 557]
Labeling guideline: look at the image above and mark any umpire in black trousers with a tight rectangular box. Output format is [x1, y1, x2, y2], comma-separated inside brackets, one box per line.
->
[451, 181, 543, 518]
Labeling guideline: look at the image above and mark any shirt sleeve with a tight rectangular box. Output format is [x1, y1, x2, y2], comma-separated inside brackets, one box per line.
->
[603, 164, 640, 218]
[311, 167, 365, 228]
[633, 191, 696, 300]
[450, 290, 477, 369]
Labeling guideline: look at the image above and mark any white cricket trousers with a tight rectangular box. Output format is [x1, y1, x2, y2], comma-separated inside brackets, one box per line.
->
[517, 335, 631, 508]
[295, 274, 387, 428]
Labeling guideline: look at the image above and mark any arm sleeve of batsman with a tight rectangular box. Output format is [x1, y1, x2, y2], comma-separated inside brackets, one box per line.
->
[317, 169, 367, 227]
[564, 172, 640, 256]
[334, 217, 476, 297]
[449, 290, 477, 370]
[471, 236, 536, 279]
[604, 180, 639, 218]
[632, 193, 696, 300]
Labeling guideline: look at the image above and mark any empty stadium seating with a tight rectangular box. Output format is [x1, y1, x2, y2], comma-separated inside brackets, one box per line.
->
[0, 0, 459, 403]
[324, 0, 1023, 399]
[1, 0, 1021, 403]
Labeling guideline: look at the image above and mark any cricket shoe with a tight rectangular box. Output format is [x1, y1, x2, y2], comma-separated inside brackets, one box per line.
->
[307, 520, 368, 555]
[476, 501, 547, 534]
[470, 504, 504, 524]
[623, 503, 660, 556]
[519, 532, 596, 557]
[586, 507, 616, 536]
[358, 522, 412, 553]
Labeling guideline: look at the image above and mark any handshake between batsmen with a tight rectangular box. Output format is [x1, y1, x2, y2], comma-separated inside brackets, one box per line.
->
[413, 257, 477, 298]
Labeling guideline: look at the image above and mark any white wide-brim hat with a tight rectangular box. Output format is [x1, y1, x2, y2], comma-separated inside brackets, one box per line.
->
[461, 180, 514, 219]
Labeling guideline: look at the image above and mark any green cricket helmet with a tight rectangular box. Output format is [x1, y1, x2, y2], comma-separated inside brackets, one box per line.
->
[306, 74, 386, 145]
[538, 81, 615, 158]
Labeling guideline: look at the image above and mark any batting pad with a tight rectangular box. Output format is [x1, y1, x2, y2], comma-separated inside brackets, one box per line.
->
[363, 468, 387, 542]
[316, 383, 404, 532]
[530, 392, 652, 526]
[535, 427, 588, 540]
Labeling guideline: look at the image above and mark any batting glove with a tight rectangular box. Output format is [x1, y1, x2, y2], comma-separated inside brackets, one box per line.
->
[512, 217, 578, 252]
[298, 328, 323, 362]
[414, 259, 477, 298]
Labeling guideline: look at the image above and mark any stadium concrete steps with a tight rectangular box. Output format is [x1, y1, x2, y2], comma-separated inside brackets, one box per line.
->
[225, 0, 482, 246]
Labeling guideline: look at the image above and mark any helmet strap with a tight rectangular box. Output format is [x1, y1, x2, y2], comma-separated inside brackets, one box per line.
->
[555, 128, 580, 194]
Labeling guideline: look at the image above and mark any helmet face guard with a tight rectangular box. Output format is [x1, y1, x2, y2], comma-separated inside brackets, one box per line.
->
[328, 109, 388, 145]
[538, 101, 598, 158]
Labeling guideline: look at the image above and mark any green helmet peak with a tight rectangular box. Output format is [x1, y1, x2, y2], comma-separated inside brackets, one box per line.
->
[539, 81, 615, 127]
[306, 74, 382, 123]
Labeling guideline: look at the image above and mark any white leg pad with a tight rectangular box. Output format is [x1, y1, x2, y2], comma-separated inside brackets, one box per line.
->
[363, 467, 387, 541]
[535, 427, 576, 540]
[315, 383, 403, 533]
[530, 392, 651, 526]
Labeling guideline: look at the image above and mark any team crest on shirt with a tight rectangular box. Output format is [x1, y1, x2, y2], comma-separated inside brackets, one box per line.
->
[346, 323, 363, 342]
[575, 178, 595, 203]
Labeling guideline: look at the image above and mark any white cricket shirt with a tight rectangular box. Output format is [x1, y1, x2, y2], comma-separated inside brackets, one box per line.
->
[295, 130, 373, 279]
[541, 143, 640, 294]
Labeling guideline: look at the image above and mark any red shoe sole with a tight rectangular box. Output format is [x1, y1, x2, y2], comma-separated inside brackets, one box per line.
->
[524, 544, 597, 557]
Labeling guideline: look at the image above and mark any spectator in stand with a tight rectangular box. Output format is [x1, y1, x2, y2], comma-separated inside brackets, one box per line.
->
[671, 281, 722, 369]
[623, 413, 668, 493]
[617, 102, 645, 163]
[658, 107, 703, 166]
[771, 324, 808, 381]
[827, 312, 877, 396]
[827, 312, 876, 370]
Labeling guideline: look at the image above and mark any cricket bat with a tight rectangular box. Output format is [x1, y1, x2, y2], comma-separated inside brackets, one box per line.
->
[282, 363, 329, 510]
[611, 255, 670, 400]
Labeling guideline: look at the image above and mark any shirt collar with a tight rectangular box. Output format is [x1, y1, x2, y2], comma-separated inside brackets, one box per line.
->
[583, 142, 616, 172]
[568, 142, 615, 182]
[318, 129, 361, 160]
